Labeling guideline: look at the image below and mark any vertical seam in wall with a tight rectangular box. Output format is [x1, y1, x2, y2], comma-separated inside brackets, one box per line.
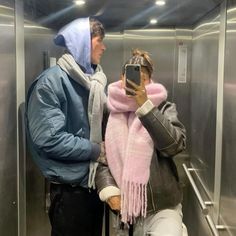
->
[15, 0, 26, 235]
[172, 28, 177, 103]
[214, 0, 227, 224]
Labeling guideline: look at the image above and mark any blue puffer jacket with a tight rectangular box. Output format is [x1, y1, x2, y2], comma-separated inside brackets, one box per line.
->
[26, 65, 101, 187]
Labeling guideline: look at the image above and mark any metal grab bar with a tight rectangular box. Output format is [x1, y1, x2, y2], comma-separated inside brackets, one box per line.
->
[182, 164, 209, 215]
[183, 164, 226, 236]
[205, 215, 219, 236]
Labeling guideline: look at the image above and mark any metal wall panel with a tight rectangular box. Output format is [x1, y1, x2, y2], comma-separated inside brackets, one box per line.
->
[122, 29, 192, 231]
[23, 23, 192, 236]
[103, 29, 192, 147]
[102, 33, 124, 84]
[2, 1, 236, 236]
[16, 1, 27, 236]
[122, 30, 192, 154]
[220, 1, 236, 235]
[123, 28, 191, 161]
[174, 29, 192, 151]
[0, 1, 17, 236]
[191, 8, 220, 200]
[102, 31, 189, 234]
[24, 27, 63, 91]
[174, 29, 192, 226]
[186, 6, 221, 236]
[24, 26, 63, 236]
[24, 28, 123, 236]
[123, 29, 176, 100]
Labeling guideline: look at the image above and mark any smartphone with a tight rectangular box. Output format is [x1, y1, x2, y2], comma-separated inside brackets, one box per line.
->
[125, 64, 141, 96]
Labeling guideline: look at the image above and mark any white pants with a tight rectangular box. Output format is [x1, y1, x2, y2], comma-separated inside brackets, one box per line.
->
[113, 204, 187, 236]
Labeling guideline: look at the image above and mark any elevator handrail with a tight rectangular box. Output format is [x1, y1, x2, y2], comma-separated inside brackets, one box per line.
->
[182, 164, 227, 236]
[205, 215, 219, 236]
[182, 164, 209, 215]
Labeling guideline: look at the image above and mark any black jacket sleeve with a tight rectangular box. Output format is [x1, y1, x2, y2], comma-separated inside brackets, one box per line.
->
[139, 102, 186, 157]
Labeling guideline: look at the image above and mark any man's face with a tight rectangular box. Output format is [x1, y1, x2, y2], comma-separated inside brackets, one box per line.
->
[91, 36, 106, 65]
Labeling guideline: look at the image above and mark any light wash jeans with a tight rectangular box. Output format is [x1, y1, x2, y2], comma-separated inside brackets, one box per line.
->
[113, 204, 187, 236]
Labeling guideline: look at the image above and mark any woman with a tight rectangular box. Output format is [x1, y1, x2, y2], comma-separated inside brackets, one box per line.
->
[96, 49, 187, 235]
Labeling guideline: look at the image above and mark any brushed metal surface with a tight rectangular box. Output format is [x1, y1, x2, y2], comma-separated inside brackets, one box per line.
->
[123, 29, 176, 99]
[101, 33, 124, 84]
[220, 1, 236, 235]
[0, 1, 17, 235]
[24, 26, 63, 236]
[187, 5, 221, 236]
[191, 6, 220, 202]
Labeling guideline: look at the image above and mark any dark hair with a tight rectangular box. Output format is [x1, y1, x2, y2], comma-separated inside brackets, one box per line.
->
[122, 49, 154, 77]
[90, 18, 105, 39]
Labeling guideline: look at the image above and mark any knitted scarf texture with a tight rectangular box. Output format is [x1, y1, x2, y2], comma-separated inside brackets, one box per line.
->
[105, 80, 167, 223]
[57, 53, 107, 189]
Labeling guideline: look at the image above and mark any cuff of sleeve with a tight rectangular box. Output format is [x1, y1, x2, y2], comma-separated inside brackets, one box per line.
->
[90, 143, 101, 161]
[99, 186, 121, 202]
[136, 100, 155, 117]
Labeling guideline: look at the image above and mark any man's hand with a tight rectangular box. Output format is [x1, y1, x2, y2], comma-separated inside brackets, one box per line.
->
[107, 195, 121, 212]
[97, 142, 107, 165]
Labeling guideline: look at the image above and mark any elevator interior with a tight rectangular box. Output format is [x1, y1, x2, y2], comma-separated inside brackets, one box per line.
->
[1, 0, 236, 235]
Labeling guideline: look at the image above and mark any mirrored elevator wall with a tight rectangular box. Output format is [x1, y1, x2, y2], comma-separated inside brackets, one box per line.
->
[185, 4, 221, 236]
[22, 2, 236, 234]
[23, 26, 192, 236]
[220, 0, 236, 235]
[103, 28, 192, 235]
[24, 25, 63, 236]
[0, 1, 17, 236]
[104, 28, 192, 140]
[185, 1, 236, 236]
[23, 5, 216, 236]
[122, 28, 192, 224]
[1, 0, 236, 235]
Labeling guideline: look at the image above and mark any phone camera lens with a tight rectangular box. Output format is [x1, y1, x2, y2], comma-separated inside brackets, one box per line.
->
[135, 66, 139, 71]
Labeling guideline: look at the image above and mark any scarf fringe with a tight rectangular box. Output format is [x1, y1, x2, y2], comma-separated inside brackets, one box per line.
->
[121, 180, 147, 224]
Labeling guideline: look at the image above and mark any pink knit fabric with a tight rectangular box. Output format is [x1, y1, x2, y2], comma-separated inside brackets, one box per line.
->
[105, 80, 167, 223]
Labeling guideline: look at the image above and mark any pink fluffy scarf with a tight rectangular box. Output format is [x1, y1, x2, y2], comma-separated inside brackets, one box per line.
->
[105, 80, 167, 223]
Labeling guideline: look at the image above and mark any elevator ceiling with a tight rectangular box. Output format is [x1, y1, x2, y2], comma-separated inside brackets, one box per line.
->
[24, 0, 224, 31]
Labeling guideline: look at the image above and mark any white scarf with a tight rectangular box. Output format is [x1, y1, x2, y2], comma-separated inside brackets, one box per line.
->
[57, 53, 107, 188]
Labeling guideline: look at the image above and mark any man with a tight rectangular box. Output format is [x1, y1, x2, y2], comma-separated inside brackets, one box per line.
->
[26, 17, 107, 236]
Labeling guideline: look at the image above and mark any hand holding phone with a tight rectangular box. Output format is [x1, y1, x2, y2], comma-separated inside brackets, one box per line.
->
[124, 64, 148, 106]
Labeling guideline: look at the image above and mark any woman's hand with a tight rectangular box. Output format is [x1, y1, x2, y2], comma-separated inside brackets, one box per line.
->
[107, 195, 121, 212]
[125, 79, 148, 107]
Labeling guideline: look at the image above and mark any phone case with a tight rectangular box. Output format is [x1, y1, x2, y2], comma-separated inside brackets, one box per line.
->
[125, 64, 141, 95]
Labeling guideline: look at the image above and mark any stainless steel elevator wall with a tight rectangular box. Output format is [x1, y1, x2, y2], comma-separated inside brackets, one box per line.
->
[185, 1, 236, 236]
[0, 1, 17, 235]
[24, 26, 63, 236]
[186, 5, 221, 236]
[1, 1, 236, 235]
[220, 1, 236, 235]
